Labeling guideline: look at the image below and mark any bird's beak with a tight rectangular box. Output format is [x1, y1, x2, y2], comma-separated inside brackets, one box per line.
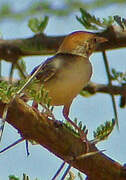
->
[96, 36, 108, 43]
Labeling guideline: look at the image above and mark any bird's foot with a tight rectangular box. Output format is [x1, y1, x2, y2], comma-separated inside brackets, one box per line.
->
[63, 114, 89, 152]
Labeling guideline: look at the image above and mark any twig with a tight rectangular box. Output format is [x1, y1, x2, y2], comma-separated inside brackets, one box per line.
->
[16, 63, 43, 96]
[0, 104, 9, 142]
[51, 162, 65, 180]
[0, 138, 24, 153]
[9, 63, 15, 83]
[25, 140, 30, 156]
[102, 51, 119, 129]
[15, 61, 27, 79]
[0, 61, 1, 77]
[0, 62, 43, 143]
[60, 164, 71, 180]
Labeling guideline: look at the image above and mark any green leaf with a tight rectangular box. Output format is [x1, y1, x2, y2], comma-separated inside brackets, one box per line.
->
[9, 175, 20, 180]
[93, 119, 115, 141]
[28, 18, 39, 33]
[111, 68, 126, 84]
[114, 15, 126, 29]
[38, 16, 49, 32]
[80, 89, 94, 97]
[28, 16, 49, 33]
[76, 8, 114, 30]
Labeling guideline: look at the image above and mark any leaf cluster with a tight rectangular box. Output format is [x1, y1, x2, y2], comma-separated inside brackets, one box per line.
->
[64, 117, 88, 138]
[0, 78, 52, 111]
[9, 174, 39, 180]
[0, 81, 23, 103]
[0, 1, 126, 21]
[9, 175, 20, 180]
[114, 15, 126, 30]
[76, 8, 114, 30]
[74, 118, 88, 134]
[9, 172, 83, 180]
[63, 116, 116, 143]
[93, 119, 115, 142]
[111, 68, 126, 84]
[26, 81, 52, 109]
[28, 16, 49, 33]
[80, 89, 93, 97]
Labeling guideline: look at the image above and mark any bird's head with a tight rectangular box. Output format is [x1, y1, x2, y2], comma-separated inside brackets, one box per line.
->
[57, 31, 107, 58]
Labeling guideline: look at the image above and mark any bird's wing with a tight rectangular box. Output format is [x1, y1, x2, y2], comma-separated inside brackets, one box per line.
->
[30, 56, 58, 82]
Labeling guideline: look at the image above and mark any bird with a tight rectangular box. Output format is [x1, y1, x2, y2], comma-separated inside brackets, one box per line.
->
[31, 31, 107, 140]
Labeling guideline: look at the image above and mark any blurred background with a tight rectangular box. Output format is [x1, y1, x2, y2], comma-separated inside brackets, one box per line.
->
[0, 0, 126, 179]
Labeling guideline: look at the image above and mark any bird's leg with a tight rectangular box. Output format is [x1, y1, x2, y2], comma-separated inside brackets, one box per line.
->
[63, 104, 88, 142]
[63, 104, 81, 131]
[63, 103, 90, 153]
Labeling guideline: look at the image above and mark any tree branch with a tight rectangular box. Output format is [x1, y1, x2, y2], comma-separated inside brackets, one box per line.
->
[82, 82, 126, 96]
[1, 25, 126, 62]
[83, 82, 126, 108]
[0, 98, 126, 180]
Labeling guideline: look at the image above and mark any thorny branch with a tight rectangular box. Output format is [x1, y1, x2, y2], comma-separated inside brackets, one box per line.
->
[0, 25, 126, 62]
[102, 51, 119, 128]
[0, 98, 126, 180]
[83, 82, 126, 96]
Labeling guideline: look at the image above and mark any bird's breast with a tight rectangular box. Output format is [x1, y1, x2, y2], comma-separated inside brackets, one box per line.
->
[43, 57, 92, 106]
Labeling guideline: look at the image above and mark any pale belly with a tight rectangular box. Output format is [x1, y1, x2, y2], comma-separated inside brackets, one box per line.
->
[43, 59, 92, 106]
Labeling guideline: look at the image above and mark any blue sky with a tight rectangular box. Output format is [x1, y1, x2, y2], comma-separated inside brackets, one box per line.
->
[0, 1, 126, 179]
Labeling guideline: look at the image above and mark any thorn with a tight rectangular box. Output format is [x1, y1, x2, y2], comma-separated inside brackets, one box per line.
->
[0, 138, 24, 153]
[51, 162, 65, 180]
